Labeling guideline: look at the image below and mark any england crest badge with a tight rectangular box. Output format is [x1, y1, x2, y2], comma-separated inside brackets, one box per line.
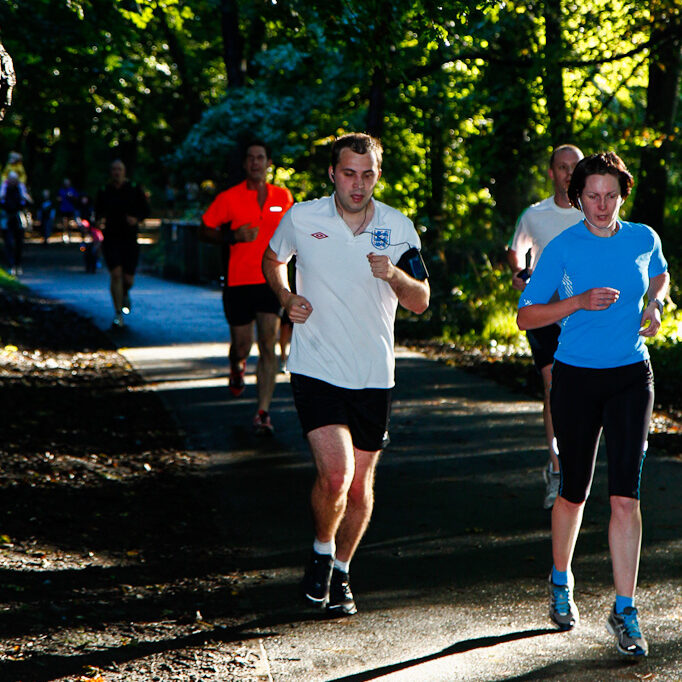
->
[371, 228, 390, 250]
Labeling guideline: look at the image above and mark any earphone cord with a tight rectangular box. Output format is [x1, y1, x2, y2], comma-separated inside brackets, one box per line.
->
[584, 216, 618, 232]
[356, 231, 414, 248]
[578, 198, 621, 232]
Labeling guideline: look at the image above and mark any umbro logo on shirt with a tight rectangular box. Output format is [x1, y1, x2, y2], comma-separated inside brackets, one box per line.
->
[311, 232, 328, 239]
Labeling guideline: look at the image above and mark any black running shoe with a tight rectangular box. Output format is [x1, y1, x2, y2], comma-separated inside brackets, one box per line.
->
[301, 551, 333, 606]
[326, 568, 357, 617]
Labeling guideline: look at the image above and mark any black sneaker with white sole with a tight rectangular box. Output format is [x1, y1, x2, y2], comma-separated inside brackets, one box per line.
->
[326, 568, 357, 616]
[301, 551, 333, 606]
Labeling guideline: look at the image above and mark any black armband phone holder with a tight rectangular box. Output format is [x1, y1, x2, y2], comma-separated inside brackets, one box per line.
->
[396, 247, 429, 281]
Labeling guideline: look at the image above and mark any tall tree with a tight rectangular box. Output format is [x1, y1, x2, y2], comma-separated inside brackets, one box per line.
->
[630, 4, 682, 243]
[220, 0, 244, 88]
[473, 4, 540, 234]
[154, 5, 203, 128]
[542, 0, 570, 143]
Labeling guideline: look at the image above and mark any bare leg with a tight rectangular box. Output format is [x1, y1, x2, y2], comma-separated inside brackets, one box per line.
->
[123, 272, 134, 308]
[109, 265, 124, 313]
[335, 446, 381, 563]
[279, 321, 293, 367]
[551, 495, 585, 572]
[307, 423, 381, 565]
[609, 495, 642, 598]
[308, 425, 356, 543]
[229, 322, 254, 372]
[254, 312, 280, 412]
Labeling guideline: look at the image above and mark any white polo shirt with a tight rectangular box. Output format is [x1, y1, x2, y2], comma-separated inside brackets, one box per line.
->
[510, 196, 583, 268]
[269, 195, 421, 389]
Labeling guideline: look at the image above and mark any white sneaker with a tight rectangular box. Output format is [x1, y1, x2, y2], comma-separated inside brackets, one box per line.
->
[543, 463, 561, 509]
[112, 313, 125, 329]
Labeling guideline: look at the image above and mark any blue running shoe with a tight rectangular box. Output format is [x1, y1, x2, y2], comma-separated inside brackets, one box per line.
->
[606, 604, 648, 656]
[548, 574, 579, 630]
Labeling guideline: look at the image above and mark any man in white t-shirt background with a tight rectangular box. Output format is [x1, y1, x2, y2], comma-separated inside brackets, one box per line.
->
[263, 132, 430, 616]
[507, 144, 584, 509]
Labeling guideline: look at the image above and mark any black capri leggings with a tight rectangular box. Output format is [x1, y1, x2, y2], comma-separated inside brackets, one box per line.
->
[550, 359, 654, 503]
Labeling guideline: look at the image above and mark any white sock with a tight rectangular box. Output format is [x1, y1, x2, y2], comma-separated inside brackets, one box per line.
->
[313, 538, 335, 557]
[334, 557, 350, 573]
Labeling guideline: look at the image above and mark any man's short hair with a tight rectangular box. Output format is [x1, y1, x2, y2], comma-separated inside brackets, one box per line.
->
[549, 144, 583, 168]
[243, 139, 272, 160]
[567, 151, 634, 207]
[331, 133, 383, 170]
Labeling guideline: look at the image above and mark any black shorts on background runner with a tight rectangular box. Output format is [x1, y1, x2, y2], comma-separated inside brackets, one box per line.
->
[526, 323, 561, 371]
[102, 237, 139, 275]
[222, 283, 281, 326]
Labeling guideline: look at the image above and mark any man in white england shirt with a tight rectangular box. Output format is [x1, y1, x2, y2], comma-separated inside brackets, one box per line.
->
[263, 133, 430, 615]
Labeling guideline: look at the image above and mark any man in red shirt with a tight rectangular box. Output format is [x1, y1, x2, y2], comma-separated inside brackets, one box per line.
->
[201, 141, 293, 434]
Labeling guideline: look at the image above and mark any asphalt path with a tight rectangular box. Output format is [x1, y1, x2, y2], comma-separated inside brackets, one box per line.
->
[18, 241, 682, 681]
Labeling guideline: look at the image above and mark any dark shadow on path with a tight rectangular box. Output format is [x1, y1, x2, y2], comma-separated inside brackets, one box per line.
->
[326, 628, 559, 681]
[0, 608, 342, 682]
[0, 626, 270, 682]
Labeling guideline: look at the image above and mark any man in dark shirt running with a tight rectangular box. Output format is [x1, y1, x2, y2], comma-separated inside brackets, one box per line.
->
[95, 159, 150, 329]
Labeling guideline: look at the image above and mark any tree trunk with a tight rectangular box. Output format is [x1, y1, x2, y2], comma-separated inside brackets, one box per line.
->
[427, 100, 446, 235]
[630, 14, 682, 245]
[367, 67, 386, 138]
[220, 0, 245, 88]
[476, 13, 538, 237]
[155, 7, 202, 128]
[247, 10, 266, 79]
[542, 0, 570, 143]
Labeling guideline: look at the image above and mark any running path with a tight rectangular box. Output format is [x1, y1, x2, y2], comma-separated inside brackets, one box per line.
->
[18, 241, 682, 681]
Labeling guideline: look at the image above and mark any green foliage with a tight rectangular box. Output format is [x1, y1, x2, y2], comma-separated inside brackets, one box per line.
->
[0, 269, 25, 293]
[439, 251, 525, 343]
[2, 0, 682, 348]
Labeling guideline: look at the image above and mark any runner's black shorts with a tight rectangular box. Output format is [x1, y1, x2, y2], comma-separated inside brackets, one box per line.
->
[526, 323, 560, 372]
[290, 373, 392, 452]
[222, 283, 282, 326]
[102, 236, 139, 275]
[550, 359, 654, 503]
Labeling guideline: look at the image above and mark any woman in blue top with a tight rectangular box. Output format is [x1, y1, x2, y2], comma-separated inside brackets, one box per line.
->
[517, 152, 669, 658]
